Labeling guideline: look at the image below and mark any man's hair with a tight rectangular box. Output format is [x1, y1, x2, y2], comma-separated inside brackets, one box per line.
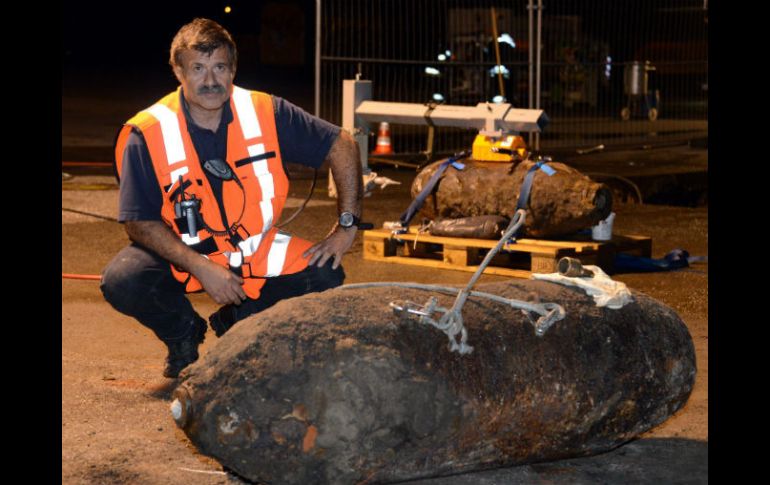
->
[170, 18, 238, 69]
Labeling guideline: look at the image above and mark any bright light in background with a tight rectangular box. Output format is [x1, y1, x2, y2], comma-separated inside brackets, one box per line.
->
[497, 33, 516, 48]
[492, 95, 506, 104]
[224, 6, 232, 14]
[445, 50, 451, 57]
[437, 53, 447, 61]
[488, 65, 510, 78]
[432, 93, 445, 102]
[424, 67, 440, 76]
[605, 56, 612, 80]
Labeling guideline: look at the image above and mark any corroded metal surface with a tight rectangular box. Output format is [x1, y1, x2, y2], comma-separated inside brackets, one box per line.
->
[411, 159, 613, 238]
[173, 280, 695, 484]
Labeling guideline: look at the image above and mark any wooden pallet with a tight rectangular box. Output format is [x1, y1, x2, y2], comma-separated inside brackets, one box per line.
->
[363, 227, 652, 278]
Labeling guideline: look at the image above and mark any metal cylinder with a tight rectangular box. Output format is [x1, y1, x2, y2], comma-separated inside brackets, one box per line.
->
[624, 61, 649, 96]
[558, 257, 594, 277]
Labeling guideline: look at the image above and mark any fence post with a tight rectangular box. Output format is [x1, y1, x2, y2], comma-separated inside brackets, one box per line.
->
[528, 0, 534, 148]
[535, 0, 543, 151]
[314, 0, 322, 117]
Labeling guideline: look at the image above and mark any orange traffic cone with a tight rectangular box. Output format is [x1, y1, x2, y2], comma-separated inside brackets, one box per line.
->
[373, 121, 393, 154]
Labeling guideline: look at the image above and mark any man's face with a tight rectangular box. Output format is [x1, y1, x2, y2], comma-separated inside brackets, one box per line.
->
[173, 46, 235, 113]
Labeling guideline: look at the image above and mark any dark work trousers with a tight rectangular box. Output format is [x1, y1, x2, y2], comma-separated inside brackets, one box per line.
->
[100, 243, 345, 342]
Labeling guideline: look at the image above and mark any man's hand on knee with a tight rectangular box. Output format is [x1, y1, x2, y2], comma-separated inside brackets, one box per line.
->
[303, 226, 357, 269]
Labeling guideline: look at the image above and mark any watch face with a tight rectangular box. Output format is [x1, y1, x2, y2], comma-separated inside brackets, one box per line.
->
[339, 212, 355, 227]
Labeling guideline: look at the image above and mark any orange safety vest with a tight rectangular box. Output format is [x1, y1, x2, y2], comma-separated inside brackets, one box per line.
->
[114, 86, 313, 299]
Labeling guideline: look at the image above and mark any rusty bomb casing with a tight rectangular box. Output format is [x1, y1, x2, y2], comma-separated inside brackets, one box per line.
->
[412, 158, 613, 238]
[171, 279, 695, 484]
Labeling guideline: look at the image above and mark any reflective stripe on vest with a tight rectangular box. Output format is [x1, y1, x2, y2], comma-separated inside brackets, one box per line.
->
[224, 250, 242, 268]
[223, 231, 262, 269]
[249, 143, 275, 232]
[232, 86, 262, 139]
[146, 104, 186, 165]
[233, 87, 275, 234]
[266, 232, 292, 277]
[223, 230, 293, 277]
[238, 233, 264, 258]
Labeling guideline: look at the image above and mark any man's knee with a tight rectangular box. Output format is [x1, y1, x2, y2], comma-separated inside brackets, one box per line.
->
[101, 254, 142, 313]
[311, 261, 346, 291]
[100, 245, 170, 314]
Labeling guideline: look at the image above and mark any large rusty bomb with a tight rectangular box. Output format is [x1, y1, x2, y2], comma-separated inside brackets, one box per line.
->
[172, 280, 694, 484]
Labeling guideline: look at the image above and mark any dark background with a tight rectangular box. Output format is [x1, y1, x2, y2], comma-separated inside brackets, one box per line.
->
[63, 0, 319, 110]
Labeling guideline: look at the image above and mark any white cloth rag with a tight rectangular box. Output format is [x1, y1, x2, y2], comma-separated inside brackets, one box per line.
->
[531, 265, 633, 309]
[329, 172, 401, 198]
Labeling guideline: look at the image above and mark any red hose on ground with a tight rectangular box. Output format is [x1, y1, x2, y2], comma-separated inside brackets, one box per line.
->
[63, 161, 110, 281]
[63, 273, 102, 281]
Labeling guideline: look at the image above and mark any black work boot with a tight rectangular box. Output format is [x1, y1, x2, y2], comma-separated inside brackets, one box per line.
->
[163, 316, 207, 378]
[209, 304, 238, 337]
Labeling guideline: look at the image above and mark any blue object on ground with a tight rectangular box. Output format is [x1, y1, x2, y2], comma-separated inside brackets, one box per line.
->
[613, 249, 706, 273]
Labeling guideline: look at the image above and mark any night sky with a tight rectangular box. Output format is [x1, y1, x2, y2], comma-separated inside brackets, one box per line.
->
[63, 0, 319, 107]
[60, 1, 297, 75]
[63, 1, 274, 68]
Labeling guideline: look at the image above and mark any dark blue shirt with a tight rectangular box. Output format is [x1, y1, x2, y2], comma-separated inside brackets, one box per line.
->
[117, 91, 340, 222]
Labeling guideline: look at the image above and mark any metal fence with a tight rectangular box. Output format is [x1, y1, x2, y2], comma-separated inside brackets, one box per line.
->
[317, 0, 707, 155]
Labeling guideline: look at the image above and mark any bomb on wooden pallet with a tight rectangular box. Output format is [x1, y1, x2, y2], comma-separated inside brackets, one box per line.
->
[170, 279, 695, 485]
[412, 158, 613, 239]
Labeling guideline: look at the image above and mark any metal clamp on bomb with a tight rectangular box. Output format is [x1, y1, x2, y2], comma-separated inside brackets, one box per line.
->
[389, 299, 434, 317]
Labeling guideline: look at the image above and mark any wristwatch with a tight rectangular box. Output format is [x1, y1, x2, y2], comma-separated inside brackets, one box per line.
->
[338, 211, 374, 230]
[338, 211, 362, 229]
